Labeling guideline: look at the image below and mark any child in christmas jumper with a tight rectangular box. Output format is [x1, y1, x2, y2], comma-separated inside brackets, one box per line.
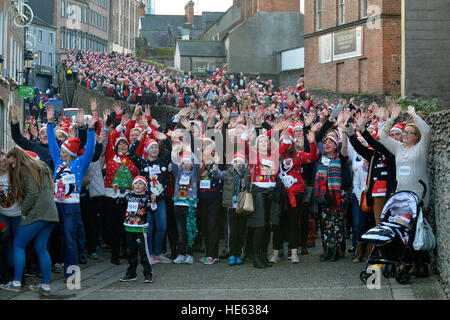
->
[117, 176, 157, 283]
[170, 145, 200, 265]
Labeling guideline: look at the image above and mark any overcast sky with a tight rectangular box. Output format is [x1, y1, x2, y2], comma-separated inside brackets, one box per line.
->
[154, 0, 304, 15]
[155, 0, 233, 15]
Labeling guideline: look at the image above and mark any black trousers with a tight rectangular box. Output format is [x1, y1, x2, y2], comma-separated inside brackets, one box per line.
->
[174, 206, 194, 256]
[273, 193, 304, 251]
[227, 208, 247, 257]
[249, 193, 271, 257]
[103, 197, 126, 260]
[81, 193, 102, 255]
[198, 198, 222, 258]
[125, 232, 152, 277]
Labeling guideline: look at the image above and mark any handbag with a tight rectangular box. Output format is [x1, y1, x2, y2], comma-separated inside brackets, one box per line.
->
[359, 158, 374, 213]
[413, 209, 436, 251]
[236, 168, 254, 216]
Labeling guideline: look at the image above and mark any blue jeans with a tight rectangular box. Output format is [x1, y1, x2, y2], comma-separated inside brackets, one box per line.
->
[0, 214, 22, 267]
[13, 221, 55, 284]
[352, 193, 368, 249]
[147, 199, 167, 256]
[56, 203, 83, 277]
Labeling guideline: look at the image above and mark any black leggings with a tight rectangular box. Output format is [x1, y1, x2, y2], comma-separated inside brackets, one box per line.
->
[248, 192, 271, 257]
[102, 197, 126, 260]
[273, 193, 304, 251]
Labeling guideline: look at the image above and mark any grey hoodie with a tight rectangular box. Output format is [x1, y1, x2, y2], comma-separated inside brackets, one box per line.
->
[171, 155, 200, 207]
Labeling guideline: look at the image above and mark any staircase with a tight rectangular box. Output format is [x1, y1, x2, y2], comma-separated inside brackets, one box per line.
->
[59, 67, 77, 108]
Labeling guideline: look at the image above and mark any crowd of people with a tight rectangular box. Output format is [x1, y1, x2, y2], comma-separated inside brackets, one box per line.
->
[0, 49, 432, 294]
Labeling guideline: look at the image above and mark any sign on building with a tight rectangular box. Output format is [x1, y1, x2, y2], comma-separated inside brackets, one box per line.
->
[319, 26, 363, 64]
[19, 86, 35, 98]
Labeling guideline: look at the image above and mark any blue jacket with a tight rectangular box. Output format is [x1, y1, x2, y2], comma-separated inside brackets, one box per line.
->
[47, 122, 95, 204]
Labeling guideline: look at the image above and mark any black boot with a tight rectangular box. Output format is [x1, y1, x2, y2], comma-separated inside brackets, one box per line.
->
[251, 254, 267, 269]
[320, 246, 332, 261]
[260, 252, 272, 267]
[331, 246, 340, 262]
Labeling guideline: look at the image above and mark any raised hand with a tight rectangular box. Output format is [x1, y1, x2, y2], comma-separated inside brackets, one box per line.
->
[311, 122, 322, 133]
[306, 129, 316, 143]
[305, 111, 315, 127]
[132, 104, 142, 120]
[220, 105, 230, 120]
[121, 113, 130, 127]
[96, 132, 106, 144]
[356, 113, 368, 131]
[180, 117, 191, 131]
[154, 131, 167, 141]
[407, 105, 416, 116]
[90, 98, 98, 114]
[103, 108, 111, 125]
[113, 102, 122, 116]
[151, 118, 160, 129]
[47, 105, 55, 123]
[390, 104, 402, 121]
[10, 104, 19, 123]
[76, 108, 86, 127]
[139, 115, 148, 129]
[22, 129, 30, 140]
[29, 124, 38, 138]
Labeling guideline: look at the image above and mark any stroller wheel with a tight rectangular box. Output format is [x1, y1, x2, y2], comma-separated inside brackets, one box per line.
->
[360, 271, 371, 285]
[395, 269, 410, 285]
[382, 264, 396, 278]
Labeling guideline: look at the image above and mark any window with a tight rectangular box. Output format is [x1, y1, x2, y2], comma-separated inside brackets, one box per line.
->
[78, 6, 82, 22]
[60, 28, 65, 49]
[49, 53, 53, 67]
[50, 33, 53, 44]
[78, 32, 82, 50]
[38, 51, 42, 65]
[360, 0, 368, 18]
[0, 11, 3, 63]
[338, 0, 345, 25]
[38, 30, 42, 42]
[67, 30, 71, 49]
[84, 7, 88, 23]
[62, 0, 66, 17]
[315, 0, 322, 31]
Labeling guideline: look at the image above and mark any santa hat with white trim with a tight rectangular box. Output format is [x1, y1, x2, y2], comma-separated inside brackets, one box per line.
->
[390, 122, 406, 134]
[231, 152, 245, 165]
[25, 150, 40, 160]
[324, 135, 339, 146]
[61, 137, 81, 157]
[179, 152, 192, 165]
[132, 175, 148, 188]
[144, 138, 158, 153]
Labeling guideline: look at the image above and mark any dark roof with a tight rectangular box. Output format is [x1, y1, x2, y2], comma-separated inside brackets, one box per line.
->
[177, 40, 226, 57]
[31, 15, 56, 30]
[140, 12, 224, 32]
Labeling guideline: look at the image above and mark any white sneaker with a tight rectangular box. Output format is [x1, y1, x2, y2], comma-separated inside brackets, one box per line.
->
[269, 255, 280, 263]
[173, 255, 186, 264]
[153, 254, 172, 264]
[184, 255, 194, 264]
[291, 254, 300, 263]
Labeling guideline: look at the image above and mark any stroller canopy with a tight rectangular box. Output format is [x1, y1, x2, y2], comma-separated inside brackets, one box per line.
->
[380, 191, 420, 223]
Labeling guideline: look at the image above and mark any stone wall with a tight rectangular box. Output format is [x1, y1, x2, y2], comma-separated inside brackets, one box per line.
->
[422, 109, 450, 294]
[71, 85, 180, 124]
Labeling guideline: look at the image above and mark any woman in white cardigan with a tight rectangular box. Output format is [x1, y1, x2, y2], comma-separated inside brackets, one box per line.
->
[379, 105, 431, 209]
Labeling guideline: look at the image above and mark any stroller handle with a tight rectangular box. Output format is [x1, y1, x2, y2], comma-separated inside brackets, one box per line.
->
[419, 180, 427, 200]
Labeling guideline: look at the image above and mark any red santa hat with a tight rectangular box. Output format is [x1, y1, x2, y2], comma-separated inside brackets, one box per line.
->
[39, 124, 47, 133]
[130, 124, 144, 134]
[390, 122, 406, 134]
[293, 123, 304, 132]
[114, 136, 129, 149]
[324, 135, 339, 146]
[61, 137, 81, 157]
[180, 152, 192, 165]
[132, 176, 148, 188]
[25, 150, 40, 160]
[144, 139, 158, 153]
[231, 152, 245, 165]
[280, 128, 294, 141]
[56, 125, 70, 137]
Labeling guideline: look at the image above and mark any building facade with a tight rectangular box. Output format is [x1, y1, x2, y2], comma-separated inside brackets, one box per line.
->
[109, 0, 145, 54]
[28, 16, 57, 92]
[304, 0, 401, 97]
[0, 0, 27, 150]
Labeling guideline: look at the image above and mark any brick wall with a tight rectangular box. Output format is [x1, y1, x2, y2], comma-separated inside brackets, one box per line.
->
[304, 0, 401, 97]
[257, 0, 300, 12]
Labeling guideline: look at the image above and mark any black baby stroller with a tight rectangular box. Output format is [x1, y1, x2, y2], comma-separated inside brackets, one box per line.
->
[359, 181, 430, 285]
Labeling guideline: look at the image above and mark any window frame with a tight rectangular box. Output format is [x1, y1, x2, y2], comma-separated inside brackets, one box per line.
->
[359, 0, 368, 18]
[315, 0, 322, 32]
[338, 0, 345, 25]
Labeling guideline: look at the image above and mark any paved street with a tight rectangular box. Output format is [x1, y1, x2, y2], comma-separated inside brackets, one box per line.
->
[1, 239, 447, 301]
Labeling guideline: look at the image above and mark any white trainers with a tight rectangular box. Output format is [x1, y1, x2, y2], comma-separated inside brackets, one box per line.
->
[184, 255, 194, 264]
[153, 254, 172, 264]
[269, 255, 280, 263]
[173, 255, 186, 264]
[290, 254, 300, 263]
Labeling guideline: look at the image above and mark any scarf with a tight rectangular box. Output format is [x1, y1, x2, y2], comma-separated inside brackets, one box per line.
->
[172, 197, 199, 248]
[231, 166, 245, 196]
[314, 153, 343, 209]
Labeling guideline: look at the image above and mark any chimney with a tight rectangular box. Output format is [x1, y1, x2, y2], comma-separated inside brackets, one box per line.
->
[185, 1, 194, 25]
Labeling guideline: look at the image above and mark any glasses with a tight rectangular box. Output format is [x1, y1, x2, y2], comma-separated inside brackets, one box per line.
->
[403, 131, 416, 135]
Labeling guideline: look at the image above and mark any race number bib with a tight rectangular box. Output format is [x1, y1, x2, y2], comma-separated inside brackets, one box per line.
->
[398, 166, 411, 176]
[179, 176, 190, 185]
[321, 157, 331, 166]
[149, 167, 161, 175]
[261, 158, 273, 168]
[62, 174, 76, 185]
[127, 202, 139, 212]
[200, 180, 211, 189]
